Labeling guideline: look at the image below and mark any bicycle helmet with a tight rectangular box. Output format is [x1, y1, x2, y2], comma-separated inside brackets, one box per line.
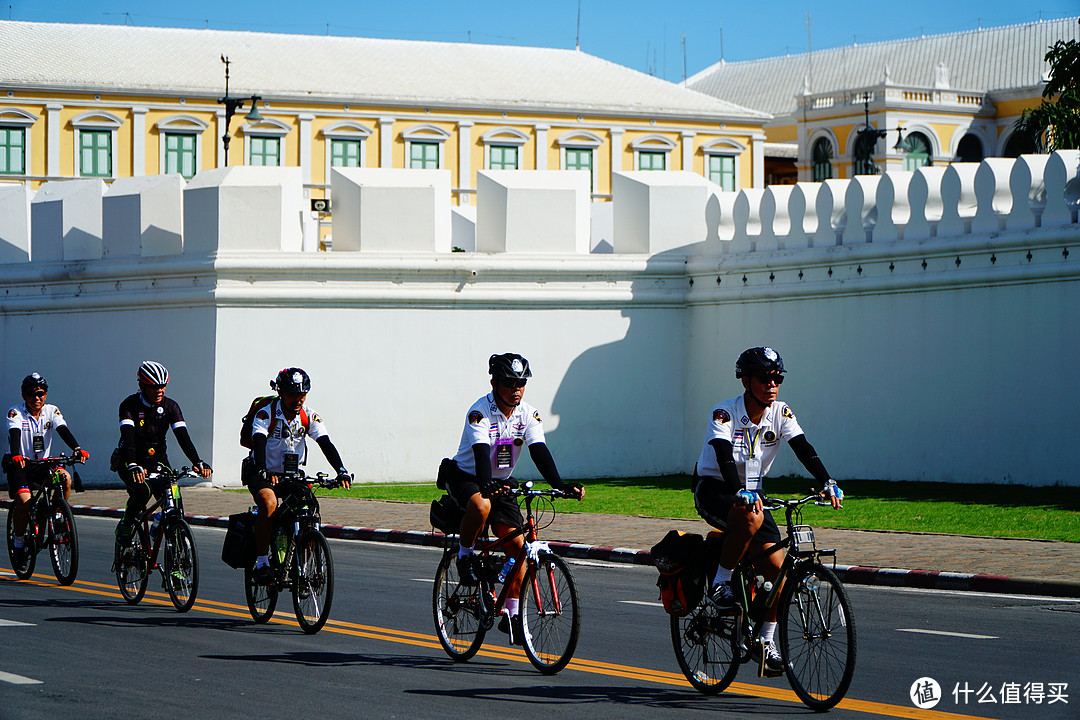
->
[735, 347, 786, 379]
[488, 353, 532, 380]
[137, 361, 169, 387]
[21, 372, 48, 394]
[271, 367, 311, 394]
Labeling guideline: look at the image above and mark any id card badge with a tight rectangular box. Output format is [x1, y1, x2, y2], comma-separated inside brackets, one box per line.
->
[744, 457, 762, 492]
[283, 453, 299, 473]
[32, 435, 45, 454]
[495, 438, 513, 469]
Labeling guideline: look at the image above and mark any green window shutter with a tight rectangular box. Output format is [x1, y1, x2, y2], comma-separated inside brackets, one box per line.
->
[250, 136, 281, 167]
[410, 141, 439, 169]
[489, 145, 518, 170]
[0, 127, 25, 175]
[331, 139, 362, 167]
[164, 133, 197, 179]
[708, 154, 735, 190]
[80, 130, 112, 177]
[638, 151, 666, 171]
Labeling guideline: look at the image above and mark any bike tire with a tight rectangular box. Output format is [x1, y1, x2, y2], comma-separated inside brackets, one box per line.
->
[432, 550, 487, 661]
[115, 524, 149, 604]
[519, 551, 581, 674]
[6, 506, 36, 580]
[244, 567, 278, 623]
[48, 498, 79, 585]
[162, 518, 199, 612]
[292, 530, 334, 634]
[670, 595, 741, 694]
[778, 562, 857, 711]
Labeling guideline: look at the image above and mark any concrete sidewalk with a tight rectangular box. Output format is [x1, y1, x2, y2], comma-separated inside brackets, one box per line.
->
[25, 487, 1080, 598]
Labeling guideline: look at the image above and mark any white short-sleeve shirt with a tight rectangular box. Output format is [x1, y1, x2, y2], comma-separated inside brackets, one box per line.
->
[252, 400, 329, 474]
[7, 403, 68, 459]
[453, 394, 546, 479]
[696, 395, 804, 491]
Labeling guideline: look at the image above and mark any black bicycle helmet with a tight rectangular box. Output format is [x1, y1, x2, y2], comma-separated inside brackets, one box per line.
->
[735, 347, 786, 379]
[271, 367, 311, 394]
[488, 353, 532, 380]
[21, 372, 48, 394]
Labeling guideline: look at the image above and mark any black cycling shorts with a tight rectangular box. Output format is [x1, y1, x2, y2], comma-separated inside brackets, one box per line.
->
[444, 460, 523, 532]
[694, 473, 781, 545]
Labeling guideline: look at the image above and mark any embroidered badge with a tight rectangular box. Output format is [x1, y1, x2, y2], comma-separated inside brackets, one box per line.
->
[532, 411, 542, 423]
[764, 430, 776, 442]
[712, 408, 730, 423]
[781, 406, 795, 419]
[468, 410, 484, 425]
[7, 410, 15, 419]
[147, 447, 156, 456]
[311, 413, 322, 424]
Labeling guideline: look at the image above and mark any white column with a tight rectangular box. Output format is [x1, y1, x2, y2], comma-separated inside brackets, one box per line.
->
[610, 127, 624, 174]
[681, 130, 695, 173]
[216, 109, 226, 168]
[534, 124, 549, 170]
[132, 107, 147, 176]
[298, 113, 314, 186]
[752, 133, 765, 189]
[46, 104, 62, 177]
[457, 120, 474, 205]
[379, 117, 395, 169]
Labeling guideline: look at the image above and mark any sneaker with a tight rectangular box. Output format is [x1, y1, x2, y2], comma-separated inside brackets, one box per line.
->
[252, 564, 275, 586]
[456, 555, 479, 586]
[497, 612, 526, 646]
[753, 639, 784, 677]
[115, 522, 134, 548]
[707, 581, 738, 611]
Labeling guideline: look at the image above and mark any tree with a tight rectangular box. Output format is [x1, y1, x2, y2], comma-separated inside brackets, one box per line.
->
[1013, 21, 1080, 152]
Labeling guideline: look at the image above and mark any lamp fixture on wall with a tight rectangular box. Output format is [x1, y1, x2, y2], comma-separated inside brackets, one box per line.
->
[853, 92, 906, 174]
[217, 55, 262, 166]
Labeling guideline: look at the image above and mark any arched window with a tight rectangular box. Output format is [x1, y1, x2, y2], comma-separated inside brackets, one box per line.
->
[852, 130, 878, 176]
[901, 132, 932, 171]
[811, 137, 833, 182]
[956, 134, 984, 163]
[1003, 131, 1036, 158]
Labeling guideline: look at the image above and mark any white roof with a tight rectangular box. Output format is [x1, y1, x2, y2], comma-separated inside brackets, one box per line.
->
[0, 20, 768, 121]
[687, 17, 1080, 117]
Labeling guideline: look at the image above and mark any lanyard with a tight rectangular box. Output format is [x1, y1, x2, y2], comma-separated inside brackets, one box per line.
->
[743, 427, 763, 460]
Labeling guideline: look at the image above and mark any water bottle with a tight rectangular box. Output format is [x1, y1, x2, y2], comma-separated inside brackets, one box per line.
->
[274, 529, 288, 566]
[497, 557, 517, 583]
[150, 512, 161, 537]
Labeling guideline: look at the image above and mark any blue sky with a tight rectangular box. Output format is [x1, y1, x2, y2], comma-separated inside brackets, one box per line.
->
[7, 1, 1077, 79]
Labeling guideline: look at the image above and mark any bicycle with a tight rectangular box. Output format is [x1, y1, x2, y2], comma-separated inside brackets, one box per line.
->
[670, 492, 857, 711]
[5, 454, 82, 585]
[432, 481, 581, 675]
[112, 464, 202, 612]
[243, 471, 340, 634]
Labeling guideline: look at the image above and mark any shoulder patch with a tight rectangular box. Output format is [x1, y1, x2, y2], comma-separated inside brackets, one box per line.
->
[781, 406, 795, 419]
[532, 410, 542, 423]
[712, 408, 730, 423]
[468, 410, 484, 425]
[310, 413, 321, 424]
[255, 409, 271, 420]
[7, 409, 15, 419]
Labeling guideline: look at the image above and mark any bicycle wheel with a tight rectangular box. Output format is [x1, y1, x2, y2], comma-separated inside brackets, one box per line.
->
[292, 530, 334, 634]
[244, 567, 278, 623]
[47, 499, 79, 585]
[115, 524, 149, 604]
[6, 506, 36, 580]
[162, 518, 199, 612]
[432, 551, 487, 661]
[519, 551, 580, 674]
[670, 596, 741, 694]
[779, 562, 857, 711]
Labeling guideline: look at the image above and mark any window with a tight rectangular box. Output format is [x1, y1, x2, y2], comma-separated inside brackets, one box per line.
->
[164, 133, 197, 179]
[811, 138, 833, 181]
[956, 134, 984, 163]
[564, 147, 593, 190]
[488, 145, 519, 170]
[80, 130, 112, 177]
[1003, 131, 1036, 159]
[330, 138, 362, 168]
[0, 127, 25, 174]
[638, 151, 666, 171]
[707, 154, 735, 190]
[410, 141, 440, 169]
[249, 136, 281, 166]
[900, 132, 932, 171]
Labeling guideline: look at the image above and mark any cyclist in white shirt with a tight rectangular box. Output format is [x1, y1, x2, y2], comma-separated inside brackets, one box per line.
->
[693, 347, 842, 675]
[440, 353, 583, 645]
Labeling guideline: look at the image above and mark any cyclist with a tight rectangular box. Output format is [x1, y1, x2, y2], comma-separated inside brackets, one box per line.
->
[115, 361, 212, 546]
[5, 373, 89, 560]
[693, 346, 842, 675]
[243, 367, 352, 584]
[441, 353, 584, 645]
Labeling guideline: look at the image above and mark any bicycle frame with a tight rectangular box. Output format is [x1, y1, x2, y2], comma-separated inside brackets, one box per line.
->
[18, 457, 77, 542]
[129, 470, 187, 571]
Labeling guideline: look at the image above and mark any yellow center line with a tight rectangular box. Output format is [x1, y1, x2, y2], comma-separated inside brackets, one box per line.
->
[2, 568, 996, 719]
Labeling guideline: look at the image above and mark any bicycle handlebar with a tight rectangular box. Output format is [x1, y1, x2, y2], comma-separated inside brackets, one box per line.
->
[761, 492, 834, 512]
[278, 470, 344, 490]
[23, 453, 84, 468]
[492, 479, 573, 499]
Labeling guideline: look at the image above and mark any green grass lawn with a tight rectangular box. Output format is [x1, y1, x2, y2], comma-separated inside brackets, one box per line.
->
[313, 475, 1080, 542]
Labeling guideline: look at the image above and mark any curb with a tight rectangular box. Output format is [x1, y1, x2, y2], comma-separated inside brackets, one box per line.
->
[11, 501, 1080, 599]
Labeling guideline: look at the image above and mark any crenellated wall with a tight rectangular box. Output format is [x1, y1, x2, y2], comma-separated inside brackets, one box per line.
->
[0, 153, 1077, 486]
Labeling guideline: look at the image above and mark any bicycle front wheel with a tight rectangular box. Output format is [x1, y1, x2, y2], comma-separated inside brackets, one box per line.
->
[244, 567, 278, 623]
[432, 551, 488, 661]
[163, 518, 199, 612]
[6, 507, 36, 580]
[115, 524, 149, 604]
[292, 530, 334, 634]
[779, 562, 857, 711]
[48, 499, 79, 585]
[670, 597, 741, 694]
[520, 551, 580, 674]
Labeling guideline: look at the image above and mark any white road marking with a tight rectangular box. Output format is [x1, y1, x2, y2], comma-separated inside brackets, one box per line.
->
[620, 600, 664, 608]
[0, 619, 35, 627]
[0, 670, 43, 685]
[897, 628, 998, 639]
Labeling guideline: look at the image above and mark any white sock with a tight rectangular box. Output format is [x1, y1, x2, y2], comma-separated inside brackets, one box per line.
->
[12, 535, 25, 549]
[712, 565, 733, 587]
[761, 621, 777, 645]
[255, 555, 270, 569]
[458, 545, 474, 559]
[505, 598, 519, 616]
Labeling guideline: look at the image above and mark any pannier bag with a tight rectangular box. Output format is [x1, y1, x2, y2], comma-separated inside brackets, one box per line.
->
[651, 530, 706, 616]
[429, 494, 464, 535]
[221, 511, 257, 569]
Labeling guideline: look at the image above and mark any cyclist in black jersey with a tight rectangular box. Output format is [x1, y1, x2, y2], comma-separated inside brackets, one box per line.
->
[115, 361, 211, 546]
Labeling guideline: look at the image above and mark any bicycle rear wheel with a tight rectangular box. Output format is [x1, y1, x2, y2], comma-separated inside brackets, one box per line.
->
[293, 530, 334, 634]
[6, 506, 36, 580]
[520, 551, 580, 674]
[48, 499, 79, 585]
[432, 551, 487, 661]
[670, 597, 741, 694]
[162, 518, 199, 612]
[244, 567, 278, 623]
[779, 562, 857, 711]
[115, 524, 149, 604]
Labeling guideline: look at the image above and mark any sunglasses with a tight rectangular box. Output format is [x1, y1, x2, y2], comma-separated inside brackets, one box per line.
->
[29, 390, 47, 397]
[498, 378, 527, 389]
[756, 374, 785, 386]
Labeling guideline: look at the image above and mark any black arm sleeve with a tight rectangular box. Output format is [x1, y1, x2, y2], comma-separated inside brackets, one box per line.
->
[253, 433, 267, 472]
[528, 442, 565, 488]
[788, 434, 832, 484]
[708, 438, 744, 492]
[471, 444, 492, 487]
[315, 435, 345, 472]
[8, 428, 21, 457]
[120, 424, 137, 465]
[56, 425, 80, 451]
[172, 426, 202, 466]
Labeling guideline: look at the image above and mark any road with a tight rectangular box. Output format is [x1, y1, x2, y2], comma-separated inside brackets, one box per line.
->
[2, 515, 1077, 719]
